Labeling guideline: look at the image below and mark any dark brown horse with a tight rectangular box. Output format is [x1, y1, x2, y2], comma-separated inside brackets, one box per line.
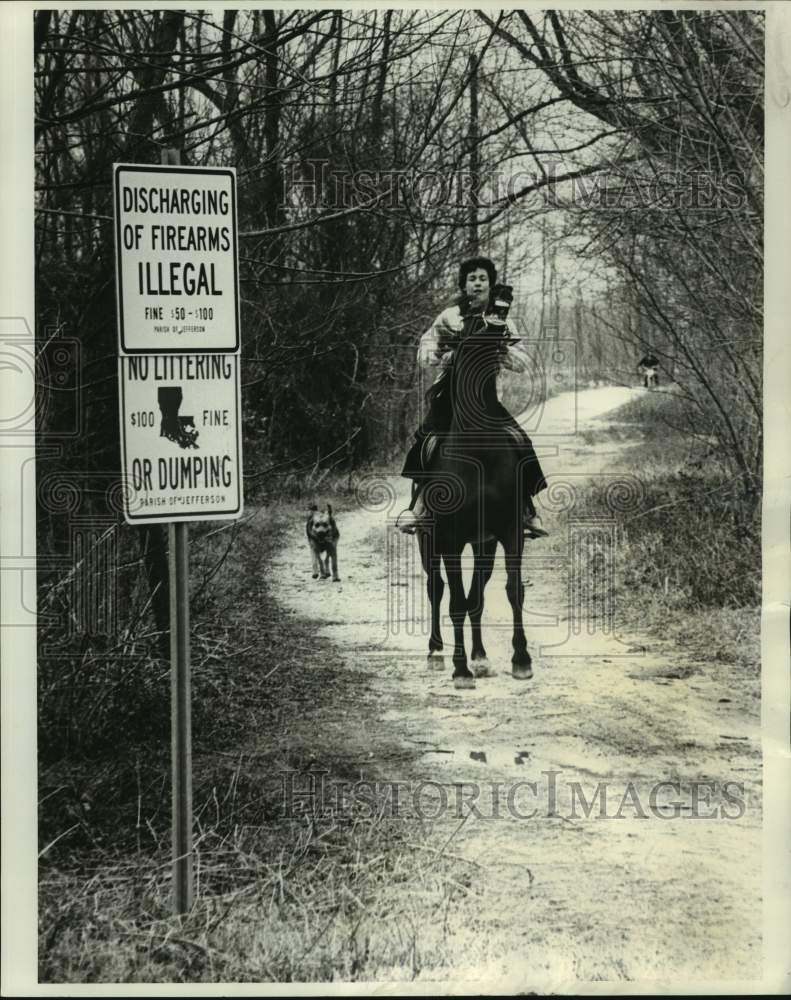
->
[416, 326, 533, 689]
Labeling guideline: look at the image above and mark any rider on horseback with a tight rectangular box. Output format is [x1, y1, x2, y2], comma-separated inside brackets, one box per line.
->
[637, 351, 660, 388]
[398, 257, 548, 537]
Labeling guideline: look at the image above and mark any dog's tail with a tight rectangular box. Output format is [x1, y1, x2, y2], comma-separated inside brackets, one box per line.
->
[327, 504, 333, 516]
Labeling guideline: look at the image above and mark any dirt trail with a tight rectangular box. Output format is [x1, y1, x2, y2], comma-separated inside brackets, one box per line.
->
[269, 387, 761, 985]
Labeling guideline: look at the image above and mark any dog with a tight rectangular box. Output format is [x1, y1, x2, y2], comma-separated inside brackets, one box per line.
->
[306, 504, 340, 581]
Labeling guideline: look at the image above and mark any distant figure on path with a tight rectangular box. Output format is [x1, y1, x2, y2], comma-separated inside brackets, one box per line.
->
[637, 352, 660, 389]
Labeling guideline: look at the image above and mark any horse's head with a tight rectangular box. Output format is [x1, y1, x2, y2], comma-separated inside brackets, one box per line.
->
[448, 319, 516, 433]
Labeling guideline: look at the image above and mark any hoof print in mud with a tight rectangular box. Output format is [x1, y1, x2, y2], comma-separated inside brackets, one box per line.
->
[427, 654, 445, 671]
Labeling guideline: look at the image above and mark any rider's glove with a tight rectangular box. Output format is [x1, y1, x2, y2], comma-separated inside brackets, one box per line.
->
[437, 309, 464, 335]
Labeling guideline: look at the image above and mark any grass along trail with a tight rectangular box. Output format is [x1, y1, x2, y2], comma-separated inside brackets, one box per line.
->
[267, 386, 761, 985]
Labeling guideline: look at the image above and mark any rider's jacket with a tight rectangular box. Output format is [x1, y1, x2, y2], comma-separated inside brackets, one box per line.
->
[417, 303, 530, 378]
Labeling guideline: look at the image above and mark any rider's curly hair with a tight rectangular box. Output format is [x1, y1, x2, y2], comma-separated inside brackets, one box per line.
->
[457, 256, 497, 292]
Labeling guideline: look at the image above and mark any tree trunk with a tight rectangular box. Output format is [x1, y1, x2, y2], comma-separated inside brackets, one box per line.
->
[468, 53, 480, 254]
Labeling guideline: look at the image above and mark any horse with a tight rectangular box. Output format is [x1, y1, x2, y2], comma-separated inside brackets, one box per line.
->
[415, 325, 533, 689]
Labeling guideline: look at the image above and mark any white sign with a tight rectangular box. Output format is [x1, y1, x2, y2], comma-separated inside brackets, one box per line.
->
[118, 353, 243, 523]
[114, 164, 239, 354]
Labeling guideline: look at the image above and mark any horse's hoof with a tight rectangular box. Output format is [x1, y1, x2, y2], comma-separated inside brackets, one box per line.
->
[512, 663, 534, 680]
[333, 576, 341, 582]
[427, 653, 445, 671]
[312, 573, 319, 579]
[471, 659, 492, 678]
[453, 675, 476, 690]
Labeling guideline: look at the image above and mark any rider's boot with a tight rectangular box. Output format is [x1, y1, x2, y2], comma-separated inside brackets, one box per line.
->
[523, 497, 548, 539]
[397, 482, 433, 534]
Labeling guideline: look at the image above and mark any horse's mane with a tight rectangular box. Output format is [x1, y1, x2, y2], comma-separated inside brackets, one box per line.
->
[448, 317, 507, 434]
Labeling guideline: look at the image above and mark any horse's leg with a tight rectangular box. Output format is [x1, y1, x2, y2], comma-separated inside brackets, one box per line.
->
[504, 535, 533, 680]
[468, 538, 497, 677]
[419, 531, 445, 669]
[444, 549, 474, 689]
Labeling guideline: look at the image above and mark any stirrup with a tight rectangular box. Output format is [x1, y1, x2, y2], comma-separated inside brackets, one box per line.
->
[395, 508, 431, 534]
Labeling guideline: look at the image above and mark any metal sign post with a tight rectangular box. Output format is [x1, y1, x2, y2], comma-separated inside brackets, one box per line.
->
[168, 518, 192, 913]
[164, 149, 192, 916]
[113, 146, 243, 914]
